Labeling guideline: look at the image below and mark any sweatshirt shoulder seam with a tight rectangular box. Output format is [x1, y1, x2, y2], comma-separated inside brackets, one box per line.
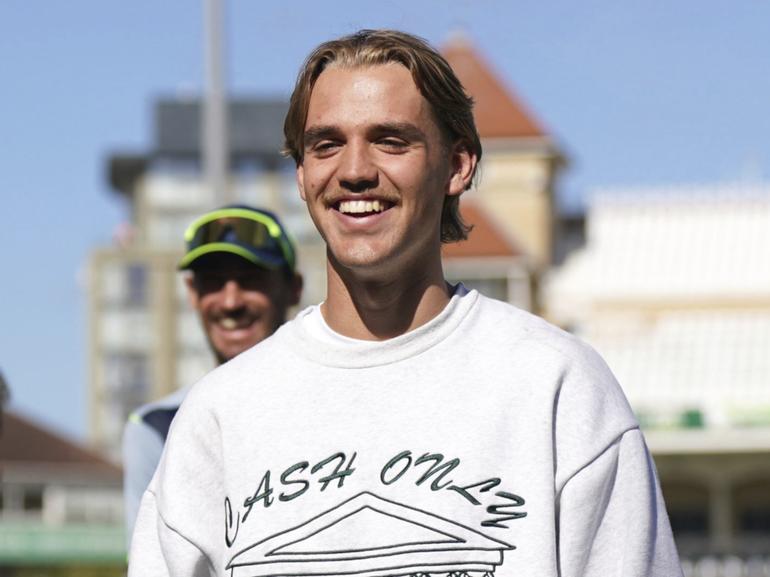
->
[556, 425, 641, 496]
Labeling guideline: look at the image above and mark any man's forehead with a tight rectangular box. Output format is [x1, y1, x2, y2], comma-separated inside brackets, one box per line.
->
[305, 63, 428, 125]
[313, 61, 416, 93]
[320, 60, 411, 78]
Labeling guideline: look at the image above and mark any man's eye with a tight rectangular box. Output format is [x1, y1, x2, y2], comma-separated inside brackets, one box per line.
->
[378, 138, 408, 150]
[196, 275, 227, 293]
[312, 141, 340, 154]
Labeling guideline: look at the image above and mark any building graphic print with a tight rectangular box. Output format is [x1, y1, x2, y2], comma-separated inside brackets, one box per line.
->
[227, 492, 514, 577]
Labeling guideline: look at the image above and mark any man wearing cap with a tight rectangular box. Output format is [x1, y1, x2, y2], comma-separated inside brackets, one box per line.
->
[129, 31, 681, 577]
[122, 205, 302, 540]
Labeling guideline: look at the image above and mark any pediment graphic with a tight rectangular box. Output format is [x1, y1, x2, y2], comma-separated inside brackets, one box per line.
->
[228, 492, 513, 577]
[275, 506, 462, 554]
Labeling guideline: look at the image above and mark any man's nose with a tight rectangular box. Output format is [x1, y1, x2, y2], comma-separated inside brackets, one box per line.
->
[221, 279, 244, 309]
[338, 141, 378, 191]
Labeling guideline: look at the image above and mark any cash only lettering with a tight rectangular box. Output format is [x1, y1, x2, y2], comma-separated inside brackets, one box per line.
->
[225, 449, 526, 547]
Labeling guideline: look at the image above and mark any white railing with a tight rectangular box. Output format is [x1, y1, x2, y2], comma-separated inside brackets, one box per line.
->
[682, 555, 770, 577]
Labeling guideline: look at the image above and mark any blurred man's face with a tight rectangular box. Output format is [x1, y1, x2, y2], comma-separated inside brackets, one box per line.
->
[187, 254, 299, 363]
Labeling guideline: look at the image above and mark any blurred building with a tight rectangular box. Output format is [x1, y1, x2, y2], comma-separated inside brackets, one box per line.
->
[88, 37, 569, 462]
[0, 411, 124, 576]
[546, 184, 770, 567]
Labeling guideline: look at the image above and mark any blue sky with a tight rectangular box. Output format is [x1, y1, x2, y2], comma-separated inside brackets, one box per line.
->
[2, 1, 769, 443]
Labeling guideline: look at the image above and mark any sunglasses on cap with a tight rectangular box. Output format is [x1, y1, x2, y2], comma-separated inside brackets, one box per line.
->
[179, 208, 296, 271]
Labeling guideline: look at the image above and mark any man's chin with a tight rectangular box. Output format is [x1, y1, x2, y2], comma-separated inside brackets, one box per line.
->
[206, 318, 281, 364]
[210, 335, 261, 364]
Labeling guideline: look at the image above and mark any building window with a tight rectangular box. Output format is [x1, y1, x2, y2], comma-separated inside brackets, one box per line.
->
[660, 481, 709, 536]
[103, 352, 151, 455]
[104, 352, 150, 409]
[734, 478, 770, 535]
[740, 507, 770, 533]
[23, 487, 43, 512]
[126, 263, 147, 306]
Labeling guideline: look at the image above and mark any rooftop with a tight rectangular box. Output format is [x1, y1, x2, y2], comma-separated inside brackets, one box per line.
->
[1, 410, 121, 479]
[443, 201, 524, 259]
[442, 35, 547, 139]
[154, 98, 289, 161]
[549, 183, 770, 305]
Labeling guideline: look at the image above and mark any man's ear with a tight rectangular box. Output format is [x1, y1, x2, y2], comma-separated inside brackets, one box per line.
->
[289, 272, 304, 307]
[296, 164, 307, 201]
[447, 141, 477, 197]
[185, 274, 201, 310]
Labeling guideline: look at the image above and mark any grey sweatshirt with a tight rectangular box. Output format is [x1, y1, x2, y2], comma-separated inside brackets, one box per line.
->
[129, 287, 682, 577]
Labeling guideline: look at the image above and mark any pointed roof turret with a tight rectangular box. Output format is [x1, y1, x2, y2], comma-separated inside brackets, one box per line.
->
[442, 34, 546, 139]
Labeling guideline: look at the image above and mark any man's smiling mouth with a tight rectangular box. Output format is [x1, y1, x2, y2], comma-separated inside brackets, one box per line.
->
[217, 314, 258, 331]
[336, 199, 393, 216]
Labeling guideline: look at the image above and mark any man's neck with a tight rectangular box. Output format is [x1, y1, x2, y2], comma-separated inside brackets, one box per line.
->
[321, 256, 451, 341]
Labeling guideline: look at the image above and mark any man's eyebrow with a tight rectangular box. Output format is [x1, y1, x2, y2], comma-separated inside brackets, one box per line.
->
[303, 125, 339, 147]
[371, 122, 426, 140]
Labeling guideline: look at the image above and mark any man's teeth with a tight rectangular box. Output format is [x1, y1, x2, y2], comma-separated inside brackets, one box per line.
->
[338, 200, 387, 214]
[219, 315, 257, 330]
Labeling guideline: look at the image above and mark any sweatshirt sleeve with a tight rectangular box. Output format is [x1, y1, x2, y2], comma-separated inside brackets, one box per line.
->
[127, 384, 224, 576]
[557, 428, 683, 577]
[128, 488, 217, 577]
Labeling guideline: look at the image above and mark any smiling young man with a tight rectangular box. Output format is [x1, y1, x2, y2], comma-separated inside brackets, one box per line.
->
[129, 31, 682, 577]
[122, 205, 301, 541]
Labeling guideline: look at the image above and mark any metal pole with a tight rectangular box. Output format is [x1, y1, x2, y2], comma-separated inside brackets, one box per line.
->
[203, 0, 230, 205]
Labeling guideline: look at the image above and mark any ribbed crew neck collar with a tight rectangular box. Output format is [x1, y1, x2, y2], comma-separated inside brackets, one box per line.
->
[285, 285, 478, 368]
